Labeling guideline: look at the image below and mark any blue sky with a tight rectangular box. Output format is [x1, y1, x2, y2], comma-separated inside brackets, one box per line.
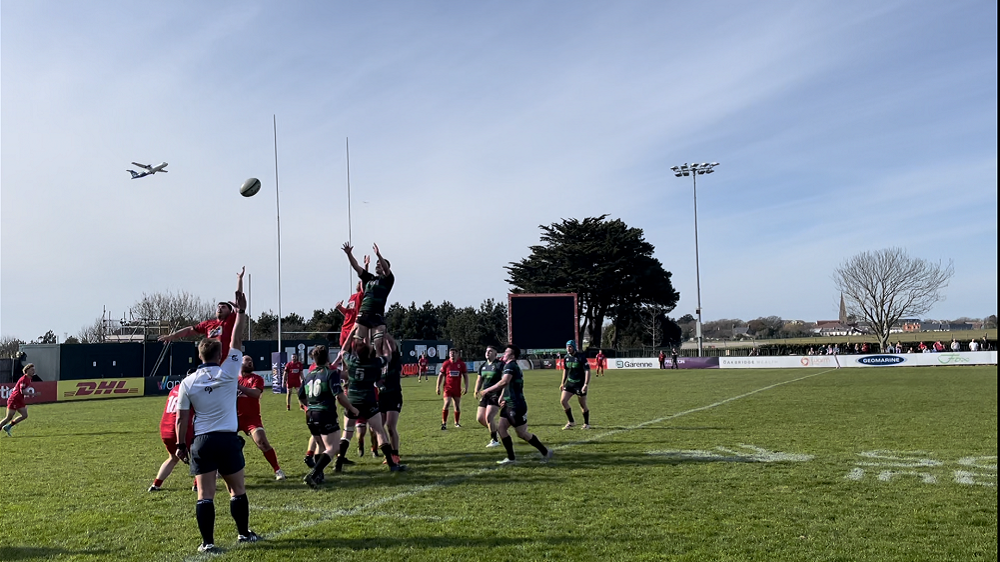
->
[1, 0, 996, 342]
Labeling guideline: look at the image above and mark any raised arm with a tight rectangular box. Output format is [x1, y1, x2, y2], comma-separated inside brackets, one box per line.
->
[230, 280, 248, 351]
[373, 243, 391, 275]
[342, 243, 366, 276]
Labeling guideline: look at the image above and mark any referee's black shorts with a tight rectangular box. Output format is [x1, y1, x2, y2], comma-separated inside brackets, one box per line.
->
[190, 431, 246, 476]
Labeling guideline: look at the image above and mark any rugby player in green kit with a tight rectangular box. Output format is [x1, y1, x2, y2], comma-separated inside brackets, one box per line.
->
[477, 344, 553, 465]
[560, 340, 591, 429]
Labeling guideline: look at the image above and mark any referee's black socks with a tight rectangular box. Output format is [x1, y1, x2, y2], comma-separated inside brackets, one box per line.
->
[565, 409, 575, 423]
[230, 494, 250, 537]
[583, 410, 590, 425]
[196, 498, 215, 545]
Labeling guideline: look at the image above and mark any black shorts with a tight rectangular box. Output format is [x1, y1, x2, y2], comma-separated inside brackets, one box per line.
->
[189, 432, 246, 477]
[347, 396, 380, 421]
[306, 409, 341, 436]
[500, 403, 528, 428]
[356, 312, 386, 330]
[378, 390, 403, 413]
[563, 381, 587, 397]
[478, 392, 500, 408]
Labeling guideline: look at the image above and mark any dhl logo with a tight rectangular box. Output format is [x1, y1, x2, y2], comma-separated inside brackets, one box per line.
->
[64, 380, 139, 397]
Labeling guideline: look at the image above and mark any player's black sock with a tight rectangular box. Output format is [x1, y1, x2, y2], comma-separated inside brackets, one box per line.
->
[230, 494, 250, 536]
[380, 444, 397, 467]
[565, 409, 575, 423]
[490, 431, 497, 442]
[527, 434, 548, 455]
[196, 499, 215, 545]
[583, 410, 590, 425]
[338, 439, 350, 459]
[314, 453, 333, 474]
[501, 436, 515, 460]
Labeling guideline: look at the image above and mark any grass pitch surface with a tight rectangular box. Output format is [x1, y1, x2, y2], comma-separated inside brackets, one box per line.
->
[1, 366, 996, 561]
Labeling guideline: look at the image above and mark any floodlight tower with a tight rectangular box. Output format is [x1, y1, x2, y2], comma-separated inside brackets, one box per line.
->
[671, 162, 720, 357]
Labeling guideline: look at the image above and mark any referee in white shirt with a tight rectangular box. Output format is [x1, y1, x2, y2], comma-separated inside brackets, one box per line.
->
[176, 272, 260, 553]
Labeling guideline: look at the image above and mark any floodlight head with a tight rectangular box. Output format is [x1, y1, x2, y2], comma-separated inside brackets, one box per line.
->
[701, 163, 709, 168]
[671, 166, 680, 172]
[704, 168, 714, 174]
[711, 162, 719, 166]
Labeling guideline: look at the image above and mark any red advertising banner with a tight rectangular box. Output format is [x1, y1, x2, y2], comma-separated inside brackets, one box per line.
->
[1, 381, 59, 406]
[555, 358, 599, 370]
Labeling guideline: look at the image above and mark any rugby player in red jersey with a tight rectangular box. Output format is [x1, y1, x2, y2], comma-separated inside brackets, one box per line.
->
[237, 355, 285, 480]
[336, 280, 365, 348]
[595, 350, 606, 376]
[2, 363, 37, 436]
[417, 352, 430, 382]
[436, 348, 468, 430]
[148, 378, 196, 491]
[283, 353, 304, 412]
[159, 268, 245, 354]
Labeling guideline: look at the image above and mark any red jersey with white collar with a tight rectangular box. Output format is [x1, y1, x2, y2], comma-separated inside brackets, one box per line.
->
[195, 313, 237, 353]
[440, 359, 466, 393]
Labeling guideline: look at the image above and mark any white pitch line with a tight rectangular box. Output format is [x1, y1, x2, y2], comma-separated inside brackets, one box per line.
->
[183, 368, 837, 561]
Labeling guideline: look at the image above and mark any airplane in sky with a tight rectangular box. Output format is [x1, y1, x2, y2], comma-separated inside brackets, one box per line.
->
[127, 162, 168, 179]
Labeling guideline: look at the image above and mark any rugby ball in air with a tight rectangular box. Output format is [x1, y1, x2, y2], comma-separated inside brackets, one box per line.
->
[240, 178, 262, 197]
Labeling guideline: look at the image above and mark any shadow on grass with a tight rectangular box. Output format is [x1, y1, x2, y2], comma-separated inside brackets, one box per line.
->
[0, 546, 111, 560]
[249, 533, 593, 553]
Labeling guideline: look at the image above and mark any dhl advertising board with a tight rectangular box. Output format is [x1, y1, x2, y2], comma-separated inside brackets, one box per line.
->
[58, 379, 144, 401]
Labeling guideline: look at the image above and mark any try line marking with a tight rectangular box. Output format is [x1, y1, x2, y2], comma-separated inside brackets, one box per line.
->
[185, 368, 837, 560]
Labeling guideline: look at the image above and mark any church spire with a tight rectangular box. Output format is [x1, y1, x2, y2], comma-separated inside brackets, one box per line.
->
[839, 293, 848, 324]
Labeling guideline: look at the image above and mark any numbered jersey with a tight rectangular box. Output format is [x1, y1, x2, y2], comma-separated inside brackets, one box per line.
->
[299, 366, 344, 411]
[344, 354, 385, 402]
[159, 386, 181, 439]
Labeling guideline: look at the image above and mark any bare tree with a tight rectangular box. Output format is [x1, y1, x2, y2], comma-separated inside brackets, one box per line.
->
[1, 335, 26, 358]
[77, 316, 112, 344]
[833, 248, 954, 351]
[130, 290, 215, 330]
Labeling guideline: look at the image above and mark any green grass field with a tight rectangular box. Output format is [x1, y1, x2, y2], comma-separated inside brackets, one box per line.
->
[1, 366, 996, 562]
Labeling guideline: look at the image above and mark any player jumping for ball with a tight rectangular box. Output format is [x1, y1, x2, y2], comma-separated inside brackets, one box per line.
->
[560, 340, 591, 429]
[158, 268, 245, 354]
[341, 242, 393, 356]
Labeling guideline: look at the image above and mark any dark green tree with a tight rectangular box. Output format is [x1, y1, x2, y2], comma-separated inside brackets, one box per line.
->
[37, 330, 58, 344]
[506, 215, 679, 349]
